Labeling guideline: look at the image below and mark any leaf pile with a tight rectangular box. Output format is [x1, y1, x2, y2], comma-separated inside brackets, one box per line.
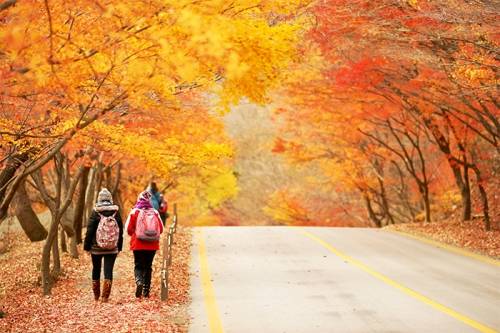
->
[387, 219, 500, 259]
[0, 226, 192, 332]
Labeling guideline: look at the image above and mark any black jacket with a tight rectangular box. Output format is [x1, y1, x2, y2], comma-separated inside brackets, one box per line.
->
[84, 205, 123, 253]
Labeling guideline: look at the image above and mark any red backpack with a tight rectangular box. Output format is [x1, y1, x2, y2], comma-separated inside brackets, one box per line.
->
[135, 209, 161, 242]
[96, 212, 119, 249]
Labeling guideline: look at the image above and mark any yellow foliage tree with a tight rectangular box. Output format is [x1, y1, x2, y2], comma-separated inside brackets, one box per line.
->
[0, 0, 306, 219]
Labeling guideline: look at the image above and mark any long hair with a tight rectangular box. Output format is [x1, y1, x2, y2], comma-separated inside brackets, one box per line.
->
[149, 181, 158, 193]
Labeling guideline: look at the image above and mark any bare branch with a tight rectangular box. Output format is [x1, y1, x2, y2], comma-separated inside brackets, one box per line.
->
[0, 0, 16, 11]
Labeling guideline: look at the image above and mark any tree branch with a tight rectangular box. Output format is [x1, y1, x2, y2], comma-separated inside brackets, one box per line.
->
[0, 0, 16, 11]
[61, 166, 84, 214]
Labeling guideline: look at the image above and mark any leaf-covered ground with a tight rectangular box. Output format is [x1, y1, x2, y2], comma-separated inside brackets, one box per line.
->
[387, 219, 500, 259]
[0, 226, 192, 332]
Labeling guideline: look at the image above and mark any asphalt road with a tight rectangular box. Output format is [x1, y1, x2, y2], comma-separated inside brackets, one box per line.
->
[189, 227, 500, 333]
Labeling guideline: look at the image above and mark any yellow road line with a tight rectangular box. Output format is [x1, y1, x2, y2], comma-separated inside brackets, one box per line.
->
[197, 229, 224, 333]
[301, 229, 498, 333]
[386, 229, 500, 267]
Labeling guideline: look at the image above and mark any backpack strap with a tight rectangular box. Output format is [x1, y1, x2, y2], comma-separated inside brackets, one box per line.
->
[98, 212, 117, 220]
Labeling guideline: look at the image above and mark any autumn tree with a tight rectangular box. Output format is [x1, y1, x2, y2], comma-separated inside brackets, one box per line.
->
[1, 0, 308, 294]
[0, 0, 304, 222]
[273, 0, 498, 229]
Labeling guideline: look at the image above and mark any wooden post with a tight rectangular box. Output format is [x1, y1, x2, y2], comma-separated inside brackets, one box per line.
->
[160, 234, 169, 301]
[160, 203, 178, 301]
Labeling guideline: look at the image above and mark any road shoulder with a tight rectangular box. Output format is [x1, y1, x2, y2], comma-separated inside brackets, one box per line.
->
[385, 220, 500, 262]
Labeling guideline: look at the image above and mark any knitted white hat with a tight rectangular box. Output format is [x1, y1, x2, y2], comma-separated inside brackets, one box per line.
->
[97, 188, 113, 205]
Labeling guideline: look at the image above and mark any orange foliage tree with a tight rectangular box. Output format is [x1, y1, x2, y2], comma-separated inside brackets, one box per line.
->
[273, 0, 498, 229]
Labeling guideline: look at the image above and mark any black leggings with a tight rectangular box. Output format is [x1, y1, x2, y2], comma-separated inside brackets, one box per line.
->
[133, 250, 156, 286]
[91, 253, 117, 280]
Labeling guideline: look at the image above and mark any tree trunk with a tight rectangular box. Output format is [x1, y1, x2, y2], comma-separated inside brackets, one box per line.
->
[69, 235, 78, 258]
[469, 164, 491, 231]
[377, 178, 395, 225]
[41, 241, 52, 295]
[422, 116, 472, 221]
[74, 167, 90, 244]
[423, 187, 431, 223]
[442, 153, 471, 221]
[12, 181, 48, 241]
[0, 152, 30, 221]
[51, 227, 61, 279]
[392, 161, 417, 221]
[60, 227, 67, 253]
[477, 183, 491, 231]
[93, 161, 104, 199]
[461, 165, 471, 221]
[83, 166, 98, 227]
[41, 215, 58, 295]
[105, 166, 113, 189]
[416, 182, 432, 223]
[37, 161, 84, 295]
[111, 163, 124, 220]
[60, 209, 75, 237]
[363, 192, 382, 228]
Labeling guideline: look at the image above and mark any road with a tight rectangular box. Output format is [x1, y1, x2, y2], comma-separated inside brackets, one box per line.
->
[189, 227, 500, 333]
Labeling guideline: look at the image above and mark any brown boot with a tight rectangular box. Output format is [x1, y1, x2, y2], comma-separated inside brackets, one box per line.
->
[101, 279, 112, 302]
[92, 280, 100, 301]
